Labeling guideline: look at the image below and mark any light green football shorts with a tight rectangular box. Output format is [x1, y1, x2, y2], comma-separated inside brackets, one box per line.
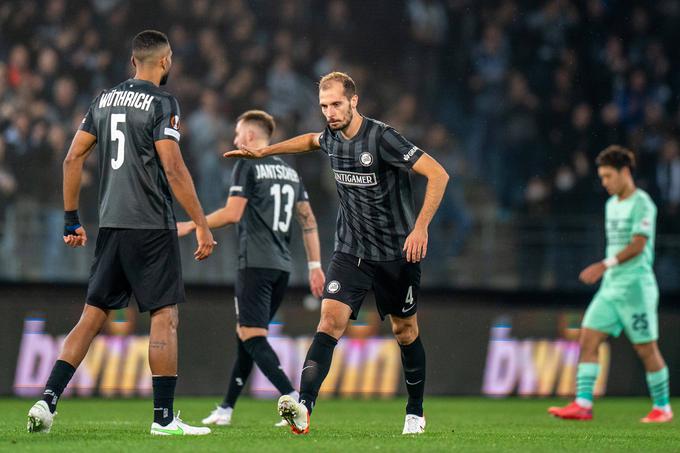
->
[582, 274, 659, 344]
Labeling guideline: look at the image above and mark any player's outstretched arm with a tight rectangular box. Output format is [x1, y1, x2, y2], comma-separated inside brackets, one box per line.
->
[223, 133, 321, 159]
[176, 196, 248, 237]
[403, 153, 450, 263]
[63, 130, 97, 248]
[295, 200, 325, 298]
[156, 139, 216, 261]
[579, 235, 648, 284]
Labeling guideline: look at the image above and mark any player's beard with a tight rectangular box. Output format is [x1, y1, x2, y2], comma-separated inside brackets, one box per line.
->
[160, 71, 170, 86]
[329, 109, 353, 131]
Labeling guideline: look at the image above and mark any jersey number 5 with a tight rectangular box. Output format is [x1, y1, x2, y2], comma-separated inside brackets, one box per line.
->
[270, 183, 294, 233]
[110, 114, 126, 169]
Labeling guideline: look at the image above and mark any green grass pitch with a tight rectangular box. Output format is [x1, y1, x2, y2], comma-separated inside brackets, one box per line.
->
[1, 397, 677, 452]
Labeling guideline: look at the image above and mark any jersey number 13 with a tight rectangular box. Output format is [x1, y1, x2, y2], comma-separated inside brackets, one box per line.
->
[270, 183, 294, 233]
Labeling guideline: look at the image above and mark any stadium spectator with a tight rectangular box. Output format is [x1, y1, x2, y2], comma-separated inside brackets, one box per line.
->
[185, 89, 232, 212]
[466, 24, 510, 177]
[1, 1, 680, 289]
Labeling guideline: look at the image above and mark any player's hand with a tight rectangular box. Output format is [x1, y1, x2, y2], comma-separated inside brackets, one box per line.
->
[194, 225, 217, 261]
[63, 225, 88, 248]
[579, 262, 606, 285]
[176, 221, 195, 238]
[403, 225, 428, 263]
[223, 144, 266, 159]
[309, 268, 325, 298]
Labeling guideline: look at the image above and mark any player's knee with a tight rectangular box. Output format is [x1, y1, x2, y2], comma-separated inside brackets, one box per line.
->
[238, 327, 267, 341]
[317, 314, 347, 339]
[153, 305, 179, 331]
[633, 342, 657, 360]
[392, 322, 418, 345]
[578, 340, 599, 359]
[77, 316, 105, 336]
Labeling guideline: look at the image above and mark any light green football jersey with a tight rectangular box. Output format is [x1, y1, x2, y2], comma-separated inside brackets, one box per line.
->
[602, 189, 656, 283]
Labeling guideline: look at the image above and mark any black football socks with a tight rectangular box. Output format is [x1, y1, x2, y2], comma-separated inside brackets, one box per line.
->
[242, 336, 295, 396]
[42, 360, 76, 413]
[152, 375, 177, 426]
[221, 336, 254, 409]
[399, 336, 426, 417]
[299, 331, 338, 414]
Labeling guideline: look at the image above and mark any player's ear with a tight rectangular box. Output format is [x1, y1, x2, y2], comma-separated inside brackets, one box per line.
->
[350, 94, 358, 109]
[131, 56, 136, 69]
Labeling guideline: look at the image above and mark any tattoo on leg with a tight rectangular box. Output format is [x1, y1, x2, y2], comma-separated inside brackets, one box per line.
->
[150, 340, 167, 350]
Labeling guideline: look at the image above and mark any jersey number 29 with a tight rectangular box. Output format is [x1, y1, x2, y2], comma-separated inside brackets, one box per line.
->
[270, 183, 294, 233]
[110, 114, 126, 169]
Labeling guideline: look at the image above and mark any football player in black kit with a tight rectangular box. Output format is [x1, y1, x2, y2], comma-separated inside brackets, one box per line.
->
[177, 110, 324, 427]
[225, 72, 449, 435]
[27, 30, 215, 436]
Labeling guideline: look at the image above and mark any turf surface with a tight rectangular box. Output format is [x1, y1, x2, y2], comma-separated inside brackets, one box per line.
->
[1, 397, 677, 452]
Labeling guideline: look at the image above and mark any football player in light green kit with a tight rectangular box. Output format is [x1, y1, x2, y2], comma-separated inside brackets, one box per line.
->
[549, 145, 672, 423]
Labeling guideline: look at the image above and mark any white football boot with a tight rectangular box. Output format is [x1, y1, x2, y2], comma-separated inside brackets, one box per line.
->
[277, 395, 309, 434]
[27, 400, 55, 433]
[274, 418, 289, 427]
[402, 414, 426, 434]
[150, 411, 211, 436]
[201, 405, 232, 426]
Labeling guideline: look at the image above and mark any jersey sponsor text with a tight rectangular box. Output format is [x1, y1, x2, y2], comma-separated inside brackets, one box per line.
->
[333, 170, 378, 187]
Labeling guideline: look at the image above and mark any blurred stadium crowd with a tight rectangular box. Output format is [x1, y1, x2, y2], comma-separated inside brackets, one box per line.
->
[1, 0, 679, 288]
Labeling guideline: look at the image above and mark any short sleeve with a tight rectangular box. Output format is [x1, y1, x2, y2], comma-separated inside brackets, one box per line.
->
[379, 127, 423, 169]
[297, 181, 309, 202]
[229, 160, 253, 198]
[631, 196, 656, 238]
[318, 130, 329, 154]
[78, 95, 100, 137]
[153, 95, 181, 143]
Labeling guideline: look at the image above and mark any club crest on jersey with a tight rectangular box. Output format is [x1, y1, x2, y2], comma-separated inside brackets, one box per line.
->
[327, 280, 341, 294]
[359, 152, 373, 167]
[170, 114, 180, 130]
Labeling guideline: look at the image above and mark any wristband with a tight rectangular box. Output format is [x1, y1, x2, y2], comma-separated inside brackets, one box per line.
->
[64, 210, 81, 236]
[64, 210, 80, 224]
[602, 257, 619, 269]
[308, 261, 321, 270]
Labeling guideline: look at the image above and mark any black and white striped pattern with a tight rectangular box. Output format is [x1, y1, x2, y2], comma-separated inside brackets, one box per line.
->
[319, 117, 423, 261]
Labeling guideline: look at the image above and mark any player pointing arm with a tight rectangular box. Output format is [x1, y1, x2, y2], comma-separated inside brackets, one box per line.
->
[224, 132, 321, 158]
[224, 132, 449, 266]
[224, 72, 449, 436]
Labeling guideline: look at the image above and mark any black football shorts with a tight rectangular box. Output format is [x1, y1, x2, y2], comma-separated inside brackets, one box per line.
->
[86, 228, 185, 313]
[322, 251, 421, 320]
[235, 267, 290, 328]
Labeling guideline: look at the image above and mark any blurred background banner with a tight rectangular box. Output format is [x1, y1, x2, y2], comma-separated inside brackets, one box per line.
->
[2, 286, 678, 397]
[1, 0, 680, 290]
[1, 0, 680, 400]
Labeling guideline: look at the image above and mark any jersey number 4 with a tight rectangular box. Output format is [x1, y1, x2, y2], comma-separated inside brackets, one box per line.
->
[110, 113, 126, 169]
[270, 183, 294, 233]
